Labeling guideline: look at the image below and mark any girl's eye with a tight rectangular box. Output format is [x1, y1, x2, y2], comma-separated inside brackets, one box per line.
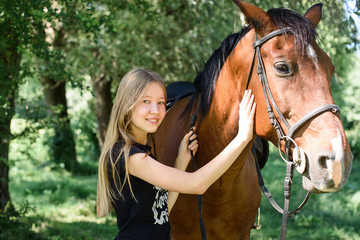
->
[158, 101, 165, 105]
[143, 100, 150, 104]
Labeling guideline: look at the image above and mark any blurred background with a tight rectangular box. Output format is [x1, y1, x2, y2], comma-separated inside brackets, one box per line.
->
[0, 0, 359, 239]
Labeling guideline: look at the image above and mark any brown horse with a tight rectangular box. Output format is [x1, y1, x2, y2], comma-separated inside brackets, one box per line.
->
[152, 1, 353, 239]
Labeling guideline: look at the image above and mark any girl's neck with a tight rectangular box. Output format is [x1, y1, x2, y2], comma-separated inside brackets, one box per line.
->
[135, 134, 148, 145]
[131, 128, 148, 145]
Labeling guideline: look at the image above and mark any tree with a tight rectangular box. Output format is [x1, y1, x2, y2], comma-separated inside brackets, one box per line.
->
[0, 0, 49, 211]
[0, 7, 20, 209]
[35, 1, 79, 172]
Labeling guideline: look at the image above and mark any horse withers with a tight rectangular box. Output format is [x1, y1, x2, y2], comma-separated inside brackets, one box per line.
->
[152, 1, 353, 239]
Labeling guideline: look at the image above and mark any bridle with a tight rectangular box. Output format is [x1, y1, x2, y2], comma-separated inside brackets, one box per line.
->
[246, 27, 340, 239]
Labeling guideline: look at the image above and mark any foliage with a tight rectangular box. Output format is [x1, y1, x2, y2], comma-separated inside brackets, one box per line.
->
[68, 0, 239, 92]
[68, 86, 101, 167]
[0, 201, 42, 240]
[8, 139, 117, 239]
[331, 54, 360, 157]
[0, 0, 52, 211]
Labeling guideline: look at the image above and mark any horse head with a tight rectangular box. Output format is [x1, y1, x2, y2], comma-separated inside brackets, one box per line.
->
[232, 1, 353, 193]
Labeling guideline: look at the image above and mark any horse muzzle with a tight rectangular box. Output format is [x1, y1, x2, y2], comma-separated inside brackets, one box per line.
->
[302, 147, 353, 193]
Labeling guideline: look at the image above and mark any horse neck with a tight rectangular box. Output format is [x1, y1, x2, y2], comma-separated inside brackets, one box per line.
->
[197, 64, 248, 172]
[195, 30, 272, 170]
[197, 30, 258, 144]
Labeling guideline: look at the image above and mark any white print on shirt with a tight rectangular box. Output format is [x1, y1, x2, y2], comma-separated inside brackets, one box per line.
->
[152, 186, 169, 225]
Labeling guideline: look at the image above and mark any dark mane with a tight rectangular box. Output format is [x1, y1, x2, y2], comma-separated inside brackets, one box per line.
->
[193, 28, 249, 116]
[184, 7, 318, 122]
[182, 28, 249, 123]
[267, 8, 318, 51]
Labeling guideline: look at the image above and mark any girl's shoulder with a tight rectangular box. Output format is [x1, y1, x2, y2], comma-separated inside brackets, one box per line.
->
[131, 142, 152, 156]
[111, 141, 152, 159]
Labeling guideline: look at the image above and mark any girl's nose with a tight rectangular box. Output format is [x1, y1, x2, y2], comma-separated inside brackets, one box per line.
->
[150, 103, 160, 114]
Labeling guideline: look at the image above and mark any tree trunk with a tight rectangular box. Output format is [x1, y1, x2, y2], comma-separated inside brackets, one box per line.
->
[0, 45, 21, 211]
[40, 75, 78, 171]
[92, 73, 112, 149]
[39, 27, 78, 172]
[0, 98, 14, 210]
[0, 123, 12, 211]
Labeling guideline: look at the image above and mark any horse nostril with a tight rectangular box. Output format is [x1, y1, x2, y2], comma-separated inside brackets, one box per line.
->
[317, 152, 336, 170]
[318, 155, 328, 169]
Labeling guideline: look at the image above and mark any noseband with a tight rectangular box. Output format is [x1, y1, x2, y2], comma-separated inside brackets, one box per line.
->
[246, 28, 340, 240]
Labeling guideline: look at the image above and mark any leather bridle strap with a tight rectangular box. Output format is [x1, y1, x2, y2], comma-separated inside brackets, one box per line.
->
[287, 104, 339, 139]
[284, 103, 339, 158]
[254, 158, 311, 216]
[253, 28, 292, 131]
[189, 94, 207, 240]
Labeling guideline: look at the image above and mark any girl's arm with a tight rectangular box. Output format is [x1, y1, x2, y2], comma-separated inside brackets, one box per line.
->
[128, 90, 255, 197]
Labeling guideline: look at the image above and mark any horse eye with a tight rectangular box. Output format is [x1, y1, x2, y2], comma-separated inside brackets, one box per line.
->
[274, 62, 291, 75]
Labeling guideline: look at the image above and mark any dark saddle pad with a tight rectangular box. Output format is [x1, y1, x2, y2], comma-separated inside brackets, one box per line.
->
[166, 81, 195, 110]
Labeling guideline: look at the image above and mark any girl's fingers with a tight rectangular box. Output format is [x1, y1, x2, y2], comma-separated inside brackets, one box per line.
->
[185, 127, 196, 138]
[184, 131, 193, 143]
[251, 102, 256, 115]
[188, 140, 198, 150]
[183, 128, 198, 151]
[248, 94, 255, 112]
[189, 134, 197, 141]
[240, 90, 255, 114]
[242, 90, 251, 106]
[244, 94, 253, 111]
[249, 102, 256, 122]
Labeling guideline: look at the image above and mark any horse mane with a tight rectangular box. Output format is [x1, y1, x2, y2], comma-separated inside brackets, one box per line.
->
[184, 7, 318, 122]
[267, 8, 318, 51]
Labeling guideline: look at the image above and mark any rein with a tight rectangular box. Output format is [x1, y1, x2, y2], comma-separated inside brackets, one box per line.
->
[246, 28, 340, 240]
[189, 95, 207, 240]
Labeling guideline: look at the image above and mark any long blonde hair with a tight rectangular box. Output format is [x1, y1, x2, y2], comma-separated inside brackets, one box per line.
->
[97, 68, 166, 217]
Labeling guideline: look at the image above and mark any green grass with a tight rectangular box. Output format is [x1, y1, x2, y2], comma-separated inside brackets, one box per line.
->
[8, 134, 117, 240]
[7, 137, 360, 239]
[9, 161, 118, 239]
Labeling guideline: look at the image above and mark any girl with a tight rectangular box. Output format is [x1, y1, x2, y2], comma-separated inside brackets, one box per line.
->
[97, 68, 256, 240]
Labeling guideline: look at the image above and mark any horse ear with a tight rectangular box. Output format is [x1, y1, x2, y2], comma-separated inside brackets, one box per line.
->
[232, 0, 274, 36]
[304, 3, 322, 27]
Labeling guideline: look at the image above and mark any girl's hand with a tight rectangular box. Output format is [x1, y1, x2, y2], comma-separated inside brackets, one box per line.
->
[237, 90, 256, 143]
[175, 128, 198, 170]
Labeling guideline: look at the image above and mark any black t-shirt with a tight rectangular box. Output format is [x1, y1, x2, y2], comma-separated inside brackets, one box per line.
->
[108, 141, 170, 240]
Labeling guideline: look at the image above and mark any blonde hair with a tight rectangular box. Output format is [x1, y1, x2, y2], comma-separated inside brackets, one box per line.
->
[97, 68, 166, 217]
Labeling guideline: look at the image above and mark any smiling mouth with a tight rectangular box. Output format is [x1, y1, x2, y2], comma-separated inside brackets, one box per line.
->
[146, 119, 159, 125]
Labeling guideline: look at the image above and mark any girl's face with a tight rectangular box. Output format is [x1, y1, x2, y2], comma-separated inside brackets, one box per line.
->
[131, 82, 166, 144]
